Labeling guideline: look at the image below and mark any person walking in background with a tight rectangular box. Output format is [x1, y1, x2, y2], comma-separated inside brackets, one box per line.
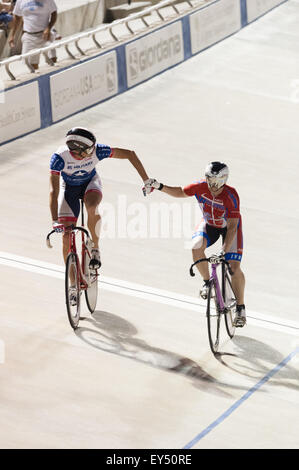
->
[9, 0, 57, 69]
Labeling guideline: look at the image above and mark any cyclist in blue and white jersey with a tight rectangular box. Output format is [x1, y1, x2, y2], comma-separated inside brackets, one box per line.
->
[49, 127, 153, 269]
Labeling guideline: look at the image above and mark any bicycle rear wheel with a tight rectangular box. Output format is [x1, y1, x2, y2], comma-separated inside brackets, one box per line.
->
[207, 280, 221, 354]
[84, 250, 98, 313]
[65, 252, 81, 330]
[222, 265, 236, 338]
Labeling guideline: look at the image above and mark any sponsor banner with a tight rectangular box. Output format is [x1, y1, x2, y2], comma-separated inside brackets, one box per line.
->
[190, 0, 241, 55]
[50, 51, 118, 122]
[0, 82, 40, 145]
[126, 22, 184, 88]
[246, 0, 286, 23]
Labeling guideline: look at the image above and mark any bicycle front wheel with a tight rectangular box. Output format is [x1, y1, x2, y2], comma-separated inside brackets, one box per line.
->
[207, 281, 221, 354]
[65, 252, 81, 330]
[84, 251, 98, 313]
[222, 266, 236, 339]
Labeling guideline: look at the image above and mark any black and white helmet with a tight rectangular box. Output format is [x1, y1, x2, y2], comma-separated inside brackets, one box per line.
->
[66, 127, 96, 154]
[205, 161, 229, 190]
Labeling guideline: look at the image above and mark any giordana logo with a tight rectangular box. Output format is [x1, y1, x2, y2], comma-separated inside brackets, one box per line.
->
[128, 34, 182, 79]
[129, 48, 138, 79]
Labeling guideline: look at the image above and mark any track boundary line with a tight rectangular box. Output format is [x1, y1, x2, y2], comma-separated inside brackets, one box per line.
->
[183, 346, 299, 448]
[0, 251, 298, 335]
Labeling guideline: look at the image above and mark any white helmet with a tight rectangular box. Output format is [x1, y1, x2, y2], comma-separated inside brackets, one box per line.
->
[205, 161, 229, 190]
[66, 127, 96, 154]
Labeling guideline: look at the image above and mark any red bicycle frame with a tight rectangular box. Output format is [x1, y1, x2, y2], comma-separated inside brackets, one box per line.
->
[47, 200, 93, 291]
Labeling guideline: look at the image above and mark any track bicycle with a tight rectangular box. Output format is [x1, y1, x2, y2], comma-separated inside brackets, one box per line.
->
[189, 255, 236, 354]
[46, 200, 99, 330]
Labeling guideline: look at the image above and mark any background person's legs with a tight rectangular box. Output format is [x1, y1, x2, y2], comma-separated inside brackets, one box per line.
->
[21, 32, 45, 69]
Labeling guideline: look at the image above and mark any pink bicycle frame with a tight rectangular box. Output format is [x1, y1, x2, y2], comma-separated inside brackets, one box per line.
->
[210, 263, 225, 311]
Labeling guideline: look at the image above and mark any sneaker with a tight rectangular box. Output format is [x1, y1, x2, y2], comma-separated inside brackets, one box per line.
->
[89, 248, 101, 269]
[234, 305, 246, 327]
[200, 280, 210, 300]
[69, 287, 77, 306]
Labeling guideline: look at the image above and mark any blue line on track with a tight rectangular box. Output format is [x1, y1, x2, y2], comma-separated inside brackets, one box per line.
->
[183, 347, 299, 449]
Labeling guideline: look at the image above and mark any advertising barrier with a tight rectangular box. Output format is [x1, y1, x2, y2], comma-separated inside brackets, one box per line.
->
[246, 0, 288, 23]
[126, 22, 184, 88]
[0, 0, 289, 146]
[0, 81, 40, 145]
[50, 51, 118, 123]
[189, 0, 241, 55]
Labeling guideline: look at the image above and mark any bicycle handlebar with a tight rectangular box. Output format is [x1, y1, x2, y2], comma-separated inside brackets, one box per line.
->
[189, 256, 233, 277]
[46, 225, 90, 249]
[46, 229, 56, 248]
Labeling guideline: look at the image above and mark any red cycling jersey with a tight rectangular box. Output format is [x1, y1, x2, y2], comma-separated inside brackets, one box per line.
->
[183, 180, 241, 228]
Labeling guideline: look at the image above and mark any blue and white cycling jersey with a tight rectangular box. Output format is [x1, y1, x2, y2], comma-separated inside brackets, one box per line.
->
[50, 144, 112, 186]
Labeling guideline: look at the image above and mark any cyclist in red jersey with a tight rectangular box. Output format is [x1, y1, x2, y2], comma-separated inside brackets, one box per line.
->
[145, 162, 246, 327]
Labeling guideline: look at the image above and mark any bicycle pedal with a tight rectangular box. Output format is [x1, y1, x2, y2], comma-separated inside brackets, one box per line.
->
[233, 317, 246, 327]
[89, 261, 101, 270]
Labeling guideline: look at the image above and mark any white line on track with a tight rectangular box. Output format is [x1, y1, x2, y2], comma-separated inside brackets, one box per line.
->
[0, 251, 298, 337]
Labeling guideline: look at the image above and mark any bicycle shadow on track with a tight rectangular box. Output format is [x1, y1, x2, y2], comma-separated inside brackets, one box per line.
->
[75, 310, 252, 398]
[216, 335, 299, 391]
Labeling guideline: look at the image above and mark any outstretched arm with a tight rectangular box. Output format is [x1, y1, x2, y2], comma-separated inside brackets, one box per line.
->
[145, 179, 189, 198]
[160, 185, 189, 198]
[111, 148, 149, 182]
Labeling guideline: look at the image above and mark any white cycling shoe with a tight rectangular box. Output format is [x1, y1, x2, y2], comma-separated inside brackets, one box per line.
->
[89, 248, 101, 269]
[199, 281, 210, 300]
[234, 305, 247, 327]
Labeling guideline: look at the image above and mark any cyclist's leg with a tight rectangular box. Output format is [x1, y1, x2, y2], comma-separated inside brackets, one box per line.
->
[58, 181, 80, 263]
[61, 224, 73, 263]
[192, 220, 220, 280]
[223, 218, 244, 303]
[83, 175, 103, 249]
[229, 260, 245, 305]
[192, 220, 209, 281]
[228, 259, 246, 327]
[84, 191, 102, 248]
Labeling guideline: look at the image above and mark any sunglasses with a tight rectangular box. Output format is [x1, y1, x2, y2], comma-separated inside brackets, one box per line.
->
[207, 176, 225, 188]
[70, 145, 95, 156]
